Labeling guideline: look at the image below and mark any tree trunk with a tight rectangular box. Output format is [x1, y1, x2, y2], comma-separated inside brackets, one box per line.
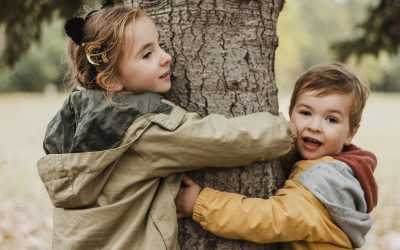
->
[130, 0, 285, 249]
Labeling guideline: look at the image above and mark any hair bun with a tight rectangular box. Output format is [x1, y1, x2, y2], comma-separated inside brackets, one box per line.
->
[64, 17, 85, 45]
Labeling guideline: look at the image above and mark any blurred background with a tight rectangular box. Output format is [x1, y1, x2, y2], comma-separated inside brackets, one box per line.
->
[0, 0, 399, 249]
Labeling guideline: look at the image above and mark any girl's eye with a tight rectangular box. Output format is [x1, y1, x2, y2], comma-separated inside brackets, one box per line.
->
[143, 52, 152, 59]
[299, 110, 311, 116]
[327, 116, 338, 123]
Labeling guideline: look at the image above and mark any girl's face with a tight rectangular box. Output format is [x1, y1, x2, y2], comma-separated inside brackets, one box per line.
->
[118, 14, 172, 93]
[290, 90, 358, 160]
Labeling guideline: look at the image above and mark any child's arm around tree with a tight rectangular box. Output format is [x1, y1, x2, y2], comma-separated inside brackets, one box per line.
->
[133, 98, 297, 177]
[176, 145, 378, 249]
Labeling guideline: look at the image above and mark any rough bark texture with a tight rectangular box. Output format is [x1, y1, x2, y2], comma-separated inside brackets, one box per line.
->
[130, 0, 285, 249]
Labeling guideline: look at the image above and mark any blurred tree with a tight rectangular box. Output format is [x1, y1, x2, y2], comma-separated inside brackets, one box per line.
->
[332, 0, 400, 61]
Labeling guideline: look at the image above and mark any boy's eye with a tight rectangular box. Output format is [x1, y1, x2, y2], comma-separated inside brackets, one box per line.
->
[299, 110, 311, 116]
[143, 51, 152, 59]
[327, 116, 338, 123]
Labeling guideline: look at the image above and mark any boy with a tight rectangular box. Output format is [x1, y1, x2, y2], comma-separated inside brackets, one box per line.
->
[175, 63, 378, 249]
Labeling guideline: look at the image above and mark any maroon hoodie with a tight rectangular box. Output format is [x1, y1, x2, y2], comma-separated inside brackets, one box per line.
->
[334, 144, 378, 213]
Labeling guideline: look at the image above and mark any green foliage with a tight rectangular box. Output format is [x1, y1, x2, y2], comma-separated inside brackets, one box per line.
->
[0, 0, 83, 66]
[275, 0, 400, 93]
[332, 0, 400, 61]
[0, 0, 124, 66]
[0, 0, 128, 92]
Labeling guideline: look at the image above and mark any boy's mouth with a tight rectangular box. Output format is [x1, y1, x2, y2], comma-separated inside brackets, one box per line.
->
[303, 136, 323, 148]
[159, 71, 170, 79]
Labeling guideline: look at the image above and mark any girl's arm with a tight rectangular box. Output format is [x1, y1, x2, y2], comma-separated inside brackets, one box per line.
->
[133, 101, 296, 177]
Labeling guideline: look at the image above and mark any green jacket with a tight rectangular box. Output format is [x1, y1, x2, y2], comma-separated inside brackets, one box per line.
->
[37, 89, 296, 250]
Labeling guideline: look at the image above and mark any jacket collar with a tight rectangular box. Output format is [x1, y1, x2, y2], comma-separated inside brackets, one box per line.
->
[333, 144, 378, 213]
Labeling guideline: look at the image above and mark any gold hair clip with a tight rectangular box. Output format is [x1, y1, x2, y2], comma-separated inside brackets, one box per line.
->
[84, 43, 109, 66]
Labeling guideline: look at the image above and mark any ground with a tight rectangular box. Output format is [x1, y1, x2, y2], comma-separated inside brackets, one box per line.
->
[0, 92, 399, 249]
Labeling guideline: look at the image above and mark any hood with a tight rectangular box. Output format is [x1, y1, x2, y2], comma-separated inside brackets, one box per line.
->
[37, 144, 132, 208]
[43, 88, 171, 154]
[37, 88, 173, 208]
[334, 144, 378, 213]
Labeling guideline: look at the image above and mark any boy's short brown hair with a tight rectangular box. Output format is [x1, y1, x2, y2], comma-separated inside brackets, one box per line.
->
[289, 63, 370, 130]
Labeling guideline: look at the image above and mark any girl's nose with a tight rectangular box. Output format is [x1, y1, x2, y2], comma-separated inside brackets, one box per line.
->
[160, 50, 172, 66]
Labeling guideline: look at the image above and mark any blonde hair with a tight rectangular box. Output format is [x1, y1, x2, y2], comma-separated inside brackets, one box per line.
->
[66, 5, 146, 90]
[289, 63, 370, 130]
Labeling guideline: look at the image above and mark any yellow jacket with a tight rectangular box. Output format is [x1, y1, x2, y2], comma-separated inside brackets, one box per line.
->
[193, 156, 374, 249]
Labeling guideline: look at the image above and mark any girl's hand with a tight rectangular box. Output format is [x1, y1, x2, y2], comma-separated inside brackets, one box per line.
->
[175, 174, 202, 219]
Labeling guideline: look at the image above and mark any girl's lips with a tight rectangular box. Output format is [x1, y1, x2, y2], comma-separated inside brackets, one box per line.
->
[159, 71, 170, 79]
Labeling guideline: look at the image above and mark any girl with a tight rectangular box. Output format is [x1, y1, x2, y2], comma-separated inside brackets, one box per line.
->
[37, 2, 296, 249]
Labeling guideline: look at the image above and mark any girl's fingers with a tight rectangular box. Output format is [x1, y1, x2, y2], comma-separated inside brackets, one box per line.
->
[176, 212, 185, 219]
[181, 174, 196, 186]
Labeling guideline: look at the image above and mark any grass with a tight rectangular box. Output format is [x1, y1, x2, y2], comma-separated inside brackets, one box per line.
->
[0, 92, 399, 249]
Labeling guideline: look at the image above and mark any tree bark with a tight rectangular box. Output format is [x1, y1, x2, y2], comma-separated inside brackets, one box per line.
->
[130, 0, 285, 249]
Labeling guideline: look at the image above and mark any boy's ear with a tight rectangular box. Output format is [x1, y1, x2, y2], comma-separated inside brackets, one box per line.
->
[344, 123, 360, 145]
[96, 71, 124, 92]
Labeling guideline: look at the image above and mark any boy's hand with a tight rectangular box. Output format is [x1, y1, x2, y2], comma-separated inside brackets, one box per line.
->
[175, 174, 202, 219]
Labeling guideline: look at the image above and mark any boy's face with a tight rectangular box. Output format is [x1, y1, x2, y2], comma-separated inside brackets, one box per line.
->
[290, 90, 358, 160]
[118, 14, 172, 93]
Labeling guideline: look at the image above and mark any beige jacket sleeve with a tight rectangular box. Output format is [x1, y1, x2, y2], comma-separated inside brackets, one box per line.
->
[133, 101, 297, 177]
[192, 182, 350, 245]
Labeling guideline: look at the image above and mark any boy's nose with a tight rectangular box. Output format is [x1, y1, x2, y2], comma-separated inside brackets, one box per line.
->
[307, 117, 322, 132]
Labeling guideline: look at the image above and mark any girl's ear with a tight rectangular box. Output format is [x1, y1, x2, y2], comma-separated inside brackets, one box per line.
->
[344, 123, 360, 146]
[96, 71, 124, 92]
